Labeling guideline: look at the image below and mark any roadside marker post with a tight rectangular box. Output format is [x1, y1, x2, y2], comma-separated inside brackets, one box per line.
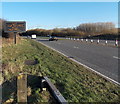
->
[91, 39, 93, 43]
[86, 39, 88, 42]
[81, 39, 83, 42]
[115, 40, 118, 46]
[105, 40, 108, 45]
[97, 39, 100, 44]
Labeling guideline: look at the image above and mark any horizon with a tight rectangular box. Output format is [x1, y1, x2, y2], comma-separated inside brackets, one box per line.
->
[2, 2, 118, 30]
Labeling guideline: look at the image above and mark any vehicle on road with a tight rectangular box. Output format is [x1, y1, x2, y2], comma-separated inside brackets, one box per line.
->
[31, 34, 36, 39]
[49, 37, 58, 41]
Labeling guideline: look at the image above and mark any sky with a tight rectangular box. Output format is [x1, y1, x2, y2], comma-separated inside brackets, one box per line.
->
[2, 2, 118, 30]
[1, 0, 119, 2]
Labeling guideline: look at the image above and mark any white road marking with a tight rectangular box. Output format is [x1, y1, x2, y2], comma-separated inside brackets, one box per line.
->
[113, 56, 120, 60]
[36, 40, 120, 86]
[58, 43, 61, 45]
[73, 46, 79, 49]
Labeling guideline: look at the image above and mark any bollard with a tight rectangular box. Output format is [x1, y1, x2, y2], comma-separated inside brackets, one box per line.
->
[86, 39, 88, 42]
[105, 40, 108, 45]
[81, 39, 83, 42]
[97, 39, 100, 44]
[91, 39, 93, 43]
[115, 40, 118, 46]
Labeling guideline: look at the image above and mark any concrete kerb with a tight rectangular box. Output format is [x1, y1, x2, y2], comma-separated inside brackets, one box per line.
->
[36, 40, 120, 86]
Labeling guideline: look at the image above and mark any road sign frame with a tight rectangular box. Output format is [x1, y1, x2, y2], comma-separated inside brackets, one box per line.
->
[4, 21, 26, 33]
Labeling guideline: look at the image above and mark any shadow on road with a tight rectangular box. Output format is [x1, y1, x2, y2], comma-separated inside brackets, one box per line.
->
[37, 39, 49, 42]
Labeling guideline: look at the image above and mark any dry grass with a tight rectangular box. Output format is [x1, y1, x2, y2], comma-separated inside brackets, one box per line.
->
[2, 38, 120, 103]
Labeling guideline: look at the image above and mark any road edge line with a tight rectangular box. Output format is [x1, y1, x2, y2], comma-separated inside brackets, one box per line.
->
[37, 40, 120, 86]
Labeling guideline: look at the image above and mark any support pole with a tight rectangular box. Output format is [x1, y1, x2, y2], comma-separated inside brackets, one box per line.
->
[14, 32, 17, 44]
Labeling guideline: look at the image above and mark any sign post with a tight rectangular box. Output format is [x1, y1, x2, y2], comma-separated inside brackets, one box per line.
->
[14, 32, 17, 44]
[4, 21, 26, 44]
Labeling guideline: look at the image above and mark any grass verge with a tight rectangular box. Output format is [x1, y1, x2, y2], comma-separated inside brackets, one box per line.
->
[2, 38, 120, 103]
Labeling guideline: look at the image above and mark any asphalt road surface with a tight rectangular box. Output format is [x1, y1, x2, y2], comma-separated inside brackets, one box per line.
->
[36, 38, 119, 84]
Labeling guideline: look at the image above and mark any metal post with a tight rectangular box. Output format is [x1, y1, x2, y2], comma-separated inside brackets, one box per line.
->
[14, 32, 17, 44]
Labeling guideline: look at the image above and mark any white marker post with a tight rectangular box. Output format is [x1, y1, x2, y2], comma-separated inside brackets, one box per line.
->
[86, 39, 88, 42]
[97, 39, 100, 44]
[91, 39, 93, 43]
[115, 40, 118, 46]
[105, 40, 108, 45]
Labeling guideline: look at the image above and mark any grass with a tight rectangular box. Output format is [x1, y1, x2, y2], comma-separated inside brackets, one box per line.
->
[2, 38, 120, 103]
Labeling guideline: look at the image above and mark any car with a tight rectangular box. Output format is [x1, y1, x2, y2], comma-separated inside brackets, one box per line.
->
[49, 37, 58, 41]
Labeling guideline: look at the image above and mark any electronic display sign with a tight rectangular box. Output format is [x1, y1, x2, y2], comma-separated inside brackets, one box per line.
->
[4, 21, 26, 32]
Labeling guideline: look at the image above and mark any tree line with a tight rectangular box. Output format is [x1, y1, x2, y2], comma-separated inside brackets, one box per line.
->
[21, 22, 118, 39]
[1, 18, 119, 40]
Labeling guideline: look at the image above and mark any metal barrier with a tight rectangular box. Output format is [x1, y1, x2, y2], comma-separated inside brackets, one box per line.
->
[17, 74, 67, 104]
[41, 77, 68, 104]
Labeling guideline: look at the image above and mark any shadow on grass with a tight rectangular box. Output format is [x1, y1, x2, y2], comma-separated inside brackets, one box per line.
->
[27, 75, 56, 103]
[1, 77, 17, 103]
[0, 75, 42, 103]
[0, 74, 60, 103]
[27, 75, 42, 103]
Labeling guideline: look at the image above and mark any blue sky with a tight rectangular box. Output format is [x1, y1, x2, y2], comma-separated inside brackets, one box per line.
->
[2, 2, 118, 30]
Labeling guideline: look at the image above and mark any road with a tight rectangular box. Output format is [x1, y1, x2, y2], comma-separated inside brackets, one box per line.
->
[36, 38, 119, 84]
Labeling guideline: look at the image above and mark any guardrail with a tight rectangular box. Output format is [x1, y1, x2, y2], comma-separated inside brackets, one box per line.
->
[17, 74, 67, 104]
[41, 77, 68, 104]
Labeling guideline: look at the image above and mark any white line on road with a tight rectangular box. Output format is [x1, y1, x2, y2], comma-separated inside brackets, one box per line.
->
[113, 56, 120, 60]
[58, 43, 61, 45]
[73, 46, 79, 49]
[36, 40, 120, 86]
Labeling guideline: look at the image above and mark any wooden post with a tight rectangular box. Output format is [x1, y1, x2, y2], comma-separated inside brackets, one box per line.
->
[14, 32, 17, 44]
[17, 73, 27, 103]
